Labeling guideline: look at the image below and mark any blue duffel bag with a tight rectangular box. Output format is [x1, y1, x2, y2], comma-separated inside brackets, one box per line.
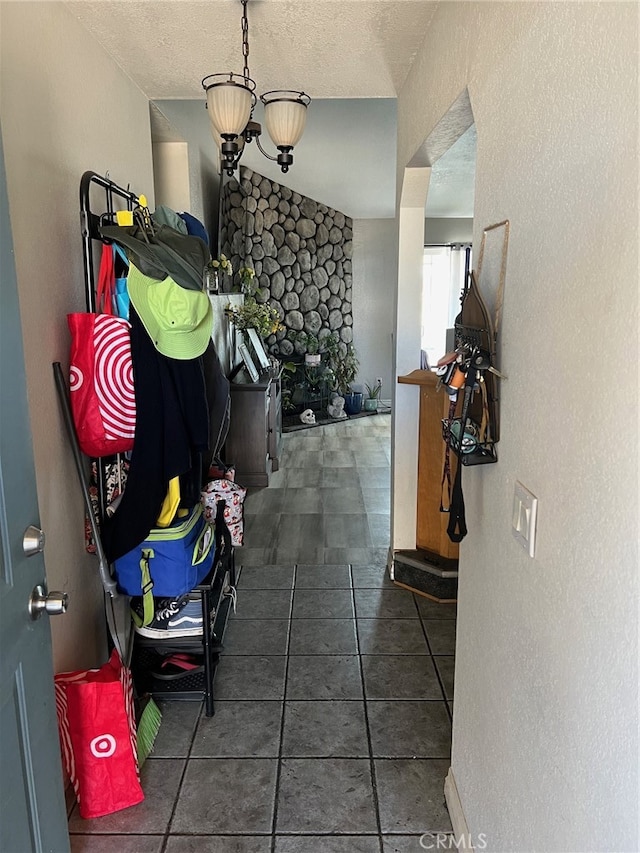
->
[114, 504, 214, 626]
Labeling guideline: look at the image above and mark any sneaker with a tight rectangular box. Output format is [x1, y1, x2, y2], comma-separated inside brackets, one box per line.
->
[131, 594, 204, 638]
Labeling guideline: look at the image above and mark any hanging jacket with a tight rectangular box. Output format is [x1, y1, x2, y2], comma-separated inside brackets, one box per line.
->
[101, 306, 209, 563]
[179, 211, 210, 247]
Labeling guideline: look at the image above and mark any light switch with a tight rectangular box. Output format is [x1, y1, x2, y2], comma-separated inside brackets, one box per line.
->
[512, 481, 538, 557]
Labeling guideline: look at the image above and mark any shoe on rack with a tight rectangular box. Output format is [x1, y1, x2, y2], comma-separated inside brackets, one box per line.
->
[131, 594, 203, 639]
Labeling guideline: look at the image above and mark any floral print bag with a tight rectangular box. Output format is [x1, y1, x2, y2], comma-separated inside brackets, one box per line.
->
[201, 478, 247, 547]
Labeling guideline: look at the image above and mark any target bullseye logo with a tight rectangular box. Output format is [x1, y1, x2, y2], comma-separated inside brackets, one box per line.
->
[93, 315, 136, 440]
[90, 733, 116, 758]
[69, 365, 83, 392]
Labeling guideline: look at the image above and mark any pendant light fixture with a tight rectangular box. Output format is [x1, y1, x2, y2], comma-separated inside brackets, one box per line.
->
[202, 0, 311, 177]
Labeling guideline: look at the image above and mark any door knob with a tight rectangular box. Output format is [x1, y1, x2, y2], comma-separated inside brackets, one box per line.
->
[23, 525, 45, 557]
[28, 584, 69, 620]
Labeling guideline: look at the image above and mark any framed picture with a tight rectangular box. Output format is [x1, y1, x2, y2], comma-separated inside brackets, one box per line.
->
[247, 327, 270, 370]
[476, 219, 510, 332]
[239, 342, 259, 383]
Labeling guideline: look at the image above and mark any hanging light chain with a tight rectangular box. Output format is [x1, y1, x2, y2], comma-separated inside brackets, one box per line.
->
[241, 0, 251, 84]
[202, 0, 310, 175]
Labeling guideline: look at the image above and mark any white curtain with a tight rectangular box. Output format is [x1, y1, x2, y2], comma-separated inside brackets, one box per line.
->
[421, 245, 469, 367]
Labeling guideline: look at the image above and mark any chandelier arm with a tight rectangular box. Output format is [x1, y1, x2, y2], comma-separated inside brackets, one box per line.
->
[254, 134, 279, 163]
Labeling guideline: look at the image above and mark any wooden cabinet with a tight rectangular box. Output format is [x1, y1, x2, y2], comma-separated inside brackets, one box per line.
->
[268, 375, 283, 471]
[416, 373, 459, 561]
[394, 369, 459, 602]
[225, 373, 282, 487]
[398, 370, 459, 564]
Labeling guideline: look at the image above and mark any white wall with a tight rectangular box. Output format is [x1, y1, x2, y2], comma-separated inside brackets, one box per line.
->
[153, 141, 191, 213]
[424, 217, 473, 245]
[352, 219, 396, 400]
[240, 98, 398, 219]
[396, 2, 639, 850]
[392, 168, 430, 551]
[152, 99, 220, 247]
[1, 1, 155, 672]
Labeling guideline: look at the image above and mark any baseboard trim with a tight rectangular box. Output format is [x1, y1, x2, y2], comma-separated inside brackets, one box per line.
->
[445, 767, 475, 852]
[387, 546, 395, 573]
[392, 579, 458, 604]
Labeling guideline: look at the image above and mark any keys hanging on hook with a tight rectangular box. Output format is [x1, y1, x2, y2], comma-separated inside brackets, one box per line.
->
[487, 365, 508, 380]
[469, 350, 491, 371]
[467, 349, 508, 380]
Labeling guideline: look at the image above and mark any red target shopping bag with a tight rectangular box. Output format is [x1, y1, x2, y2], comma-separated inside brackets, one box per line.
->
[54, 649, 144, 819]
[68, 244, 136, 457]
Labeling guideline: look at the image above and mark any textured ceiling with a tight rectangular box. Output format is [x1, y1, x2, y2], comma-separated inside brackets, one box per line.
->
[426, 124, 476, 217]
[65, 0, 439, 100]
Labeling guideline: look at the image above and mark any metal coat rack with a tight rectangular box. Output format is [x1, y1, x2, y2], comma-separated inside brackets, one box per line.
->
[80, 170, 139, 313]
[74, 173, 235, 711]
[78, 172, 139, 521]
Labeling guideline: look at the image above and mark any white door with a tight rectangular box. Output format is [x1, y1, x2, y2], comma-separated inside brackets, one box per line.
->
[0, 129, 70, 851]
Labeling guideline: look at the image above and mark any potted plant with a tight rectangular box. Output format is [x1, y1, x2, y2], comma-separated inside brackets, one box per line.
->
[225, 298, 282, 339]
[364, 380, 382, 412]
[205, 253, 233, 293]
[237, 265, 256, 295]
[297, 332, 321, 365]
[333, 344, 362, 415]
[304, 366, 324, 399]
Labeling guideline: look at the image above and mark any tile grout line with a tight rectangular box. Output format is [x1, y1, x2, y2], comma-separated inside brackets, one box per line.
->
[414, 597, 453, 722]
[350, 563, 385, 853]
[161, 698, 206, 850]
[269, 563, 296, 852]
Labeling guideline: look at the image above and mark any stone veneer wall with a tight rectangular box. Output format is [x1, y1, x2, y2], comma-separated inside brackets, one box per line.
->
[220, 166, 354, 358]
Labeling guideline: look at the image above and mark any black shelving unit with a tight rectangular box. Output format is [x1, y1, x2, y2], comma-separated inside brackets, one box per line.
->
[131, 506, 236, 717]
[77, 171, 237, 717]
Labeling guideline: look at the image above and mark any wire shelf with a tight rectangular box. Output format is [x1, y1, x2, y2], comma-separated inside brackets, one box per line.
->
[442, 418, 497, 466]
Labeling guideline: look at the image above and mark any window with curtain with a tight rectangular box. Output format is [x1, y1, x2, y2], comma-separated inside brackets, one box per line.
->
[421, 245, 469, 368]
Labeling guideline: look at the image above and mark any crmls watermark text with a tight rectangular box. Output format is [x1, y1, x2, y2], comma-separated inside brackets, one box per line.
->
[420, 832, 488, 850]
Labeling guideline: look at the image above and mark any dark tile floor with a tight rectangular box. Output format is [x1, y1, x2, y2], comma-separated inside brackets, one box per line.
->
[69, 415, 457, 852]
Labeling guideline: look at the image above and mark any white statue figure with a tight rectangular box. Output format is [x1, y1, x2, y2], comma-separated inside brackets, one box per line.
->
[327, 393, 347, 420]
[299, 408, 316, 425]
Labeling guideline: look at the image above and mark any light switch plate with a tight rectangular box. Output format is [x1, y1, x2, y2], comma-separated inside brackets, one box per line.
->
[512, 481, 538, 557]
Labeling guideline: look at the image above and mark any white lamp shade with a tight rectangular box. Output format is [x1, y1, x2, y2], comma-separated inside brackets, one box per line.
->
[208, 111, 245, 156]
[206, 82, 252, 137]
[264, 98, 308, 148]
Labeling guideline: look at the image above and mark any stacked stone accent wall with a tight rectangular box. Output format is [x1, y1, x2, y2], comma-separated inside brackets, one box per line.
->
[220, 166, 354, 358]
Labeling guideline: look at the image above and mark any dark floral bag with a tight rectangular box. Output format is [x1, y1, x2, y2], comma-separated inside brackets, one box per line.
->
[85, 457, 130, 553]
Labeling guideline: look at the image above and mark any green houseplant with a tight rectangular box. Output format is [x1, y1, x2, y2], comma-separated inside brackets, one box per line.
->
[297, 332, 321, 365]
[225, 298, 282, 338]
[333, 344, 362, 415]
[333, 344, 359, 394]
[364, 380, 382, 412]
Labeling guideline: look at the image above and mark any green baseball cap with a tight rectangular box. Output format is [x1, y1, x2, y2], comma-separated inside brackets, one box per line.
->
[127, 262, 212, 360]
